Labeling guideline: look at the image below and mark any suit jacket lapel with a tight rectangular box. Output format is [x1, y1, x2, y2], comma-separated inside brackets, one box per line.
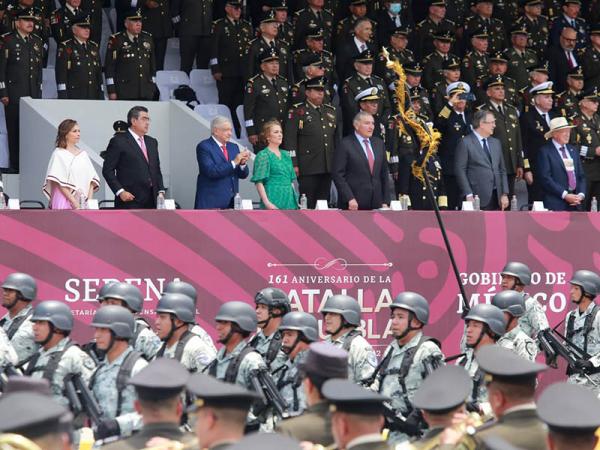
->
[212, 138, 228, 162]
[353, 135, 371, 171]
[127, 132, 149, 166]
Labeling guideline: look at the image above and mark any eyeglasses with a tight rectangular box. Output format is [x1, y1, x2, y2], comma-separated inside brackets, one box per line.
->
[562, 36, 577, 43]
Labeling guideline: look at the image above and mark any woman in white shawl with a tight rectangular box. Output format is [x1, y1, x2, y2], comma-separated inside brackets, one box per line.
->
[43, 119, 100, 209]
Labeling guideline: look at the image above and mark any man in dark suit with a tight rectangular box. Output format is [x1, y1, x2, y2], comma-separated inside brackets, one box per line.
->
[335, 17, 377, 84]
[102, 106, 166, 209]
[537, 117, 586, 210]
[332, 111, 391, 210]
[195, 116, 250, 209]
[455, 109, 510, 210]
[547, 26, 580, 94]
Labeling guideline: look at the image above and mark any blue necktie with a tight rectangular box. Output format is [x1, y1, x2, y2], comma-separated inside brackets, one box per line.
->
[482, 138, 492, 163]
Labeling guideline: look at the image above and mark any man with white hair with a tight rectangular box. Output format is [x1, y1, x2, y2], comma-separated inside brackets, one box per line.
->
[194, 116, 250, 209]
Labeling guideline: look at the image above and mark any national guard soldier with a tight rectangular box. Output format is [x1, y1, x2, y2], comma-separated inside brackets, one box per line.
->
[186, 373, 258, 450]
[246, 12, 293, 82]
[249, 287, 290, 372]
[463, 0, 507, 56]
[499, 261, 549, 340]
[153, 294, 217, 373]
[461, 27, 490, 92]
[291, 55, 332, 104]
[335, 0, 377, 50]
[90, 305, 148, 441]
[0, 8, 43, 173]
[276, 311, 319, 416]
[99, 282, 161, 360]
[422, 29, 457, 91]
[321, 378, 390, 450]
[515, 0, 550, 61]
[356, 87, 389, 140]
[169, 0, 212, 72]
[0, 327, 17, 368]
[443, 345, 548, 450]
[492, 291, 537, 361]
[292, 0, 334, 51]
[210, 1, 253, 134]
[321, 294, 377, 384]
[0, 272, 38, 365]
[555, 66, 584, 117]
[276, 342, 348, 446]
[405, 63, 434, 122]
[505, 25, 539, 92]
[293, 28, 334, 85]
[412, 0, 456, 62]
[243, 48, 290, 148]
[102, 359, 196, 450]
[479, 75, 524, 197]
[105, 9, 157, 101]
[49, 0, 82, 44]
[456, 304, 505, 413]
[409, 365, 472, 449]
[581, 23, 600, 92]
[55, 13, 103, 100]
[374, 25, 414, 89]
[431, 55, 461, 115]
[572, 86, 600, 208]
[140, 0, 172, 70]
[284, 76, 337, 208]
[25, 301, 96, 408]
[369, 292, 444, 444]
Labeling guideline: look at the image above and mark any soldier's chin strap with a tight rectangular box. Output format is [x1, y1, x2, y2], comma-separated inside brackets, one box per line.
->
[467, 324, 496, 349]
[221, 323, 244, 345]
[282, 333, 307, 355]
[257, 306, 285, 328]
[394, 311, 423, 341]
[162, 314, 187, 342]
[37, 322, 56, 347]
[3, 292, 25, 311]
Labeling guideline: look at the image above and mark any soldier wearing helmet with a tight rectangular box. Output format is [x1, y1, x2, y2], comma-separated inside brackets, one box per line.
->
[321, 294, 377, 384]
[249, 287, 291, 372]
[25, 300, 96, 409]
[0, 272, 38, 364]
[276, 311, 319, 416]
[90, 305, 148, 441]
[457, 303, 506, 412]
[99, 282, 161, 360]
[500, 261, 549, 339]
[368, 291, 444, 444]
[493, 291, 537, 361]
[153, 293, 216, 373]
[0, 328, 17, 369]
[162, 280, 216, 352]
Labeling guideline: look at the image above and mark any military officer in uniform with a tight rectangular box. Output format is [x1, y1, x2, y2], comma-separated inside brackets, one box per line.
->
[515, 0, 550, 61]
[105, 9, 157, 101]
[369, 292, 444, 444]
[405, 63, 434, 122]
[49, 0, 82, 44]
[273, 1, 294, 46]
[246, 12, 293, 82]
[412, 0, 456, 62]
[519, 63, 550, 112]
[580, 23, 600, 92]
[210, 1, 253, 135]
[292, 0, 334, 51]
[485, 53, 520, 109]
[555, 66, 584, 117]
[0, 7, 43, 173]
[356, 87, 390, 140]
[293, 28, 334, 85]
[505, 25, 539, 92]
[461, 27, 490, 92]
[243, 48, 290, 148]
[431, 55, 461, 115]
[572, 86, 600, 208]
[0, 272, 38, 365]
[170, 0, 212, 71]
[422, 29, 458, 91]
[140, 0, 172, 70]
[5, 1, 50, 64]
[101, 359, 196, 450]
[463, 0, 507, 55]
[492, 291, 537, 361]
[55, 13, 103, 100]
[374, 25, 415, 89]
[284, 76, 337, 207]
[290, 55, 332, 104]
[387, 97, 420, 197]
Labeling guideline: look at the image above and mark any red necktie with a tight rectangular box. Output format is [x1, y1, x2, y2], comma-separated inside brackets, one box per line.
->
[566, 51, 574, 69]
[138, 137, 149, 162]
[221, 144, 229, 161]
[363, 139, 374, 174]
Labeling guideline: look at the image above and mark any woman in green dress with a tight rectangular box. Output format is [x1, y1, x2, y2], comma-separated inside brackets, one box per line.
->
[251, 120, 299, 210]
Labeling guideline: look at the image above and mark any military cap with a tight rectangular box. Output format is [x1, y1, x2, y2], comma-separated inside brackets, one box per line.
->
[522, 0, 542, 5]
[227, 433, 302, 450]
[355, 87, 380, 102]
[446, 81, 471, 96]
[476, 345, 546, 384]
[409, 87, 421, 100]
[271, 0, 288, 9]
[0, 392, 69, 438]
[405, 62, 423, 75]
[567, 66, 584, 79]
[580, 86, 600, 101]
[489, 51, 508, 63]
[530, 61, 549, 74]
[113, 120, 128, 132]
[260, 47, 280, 63]
[125, 8, 142, 20]
[510, 24, 529, 36]
[354, 49, 374, 63]
[563, 0, 581, 5]
[442, 56, 461, 70]
[591, 23, 600, 35]
[412, 366, 472, 412]
[306, 28, 324, 40]
[305, 76, 326, 89]
[186, 373, 259, 411]
[391, 25, 411, 37]
[529, 81, 554, 95]
[71, 12, 91, 27]
[537, 382, 600, 433]
[322, 378, 388, 415]
[15, 7, 38, 19]
[260, 10, 278, 24]
[302, 53, 323, 68]
[226, 1, 242, 6]
[427, 0, 447, 6]
[350, 0, 367, 5]
[300, 342, 348, 379]
[4, 376, 52, 396]
[474, 0, 494, 3]
[433, 29, 454, 41]
[471, 27, 489, 39]
[483, 75, 504, 90]
[129, 358, 189, 400]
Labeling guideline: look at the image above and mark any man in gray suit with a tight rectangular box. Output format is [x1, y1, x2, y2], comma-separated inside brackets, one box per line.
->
[455, 109, 510, 210]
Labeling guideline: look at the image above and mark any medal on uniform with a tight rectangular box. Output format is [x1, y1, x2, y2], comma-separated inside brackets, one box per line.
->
[143, 42, 150, 49]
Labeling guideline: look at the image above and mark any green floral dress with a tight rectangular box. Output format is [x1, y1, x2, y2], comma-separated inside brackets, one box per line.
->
[251, 148, 299, 210]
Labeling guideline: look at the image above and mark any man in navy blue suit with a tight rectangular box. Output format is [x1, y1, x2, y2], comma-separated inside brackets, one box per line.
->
[194, 116, 250, 209]
[537, 117, 587, 211]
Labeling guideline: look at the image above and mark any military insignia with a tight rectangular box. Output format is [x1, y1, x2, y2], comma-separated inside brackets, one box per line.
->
[587, 134, 592, 144]
[261, 88, 270, 94]
[280, 47, 286, 54]
[123, 42, 129, 47]
[143, 41, 150, 49]
[281, 86, 287, 92]
[453, 122, 461, 131]
[326, 112, 335, 121]
[406, 135, 412, 143]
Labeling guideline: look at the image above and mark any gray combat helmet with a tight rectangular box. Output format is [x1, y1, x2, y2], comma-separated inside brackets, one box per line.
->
[215, 301, 257, 333]
[103, 282, 144, 312]
[155, 293, 196, 323]
[91, 305, 135, 339]
[163, 281, 198, 303]
[501, 262, 532, 286]
[321, 295, 361, 326]
[491, 290, 526, 317]
[31, 300, 74, 331]
[1, 272, 37, 300]
[255, 287, 291, 314]
[570, 270, 600, 298]
[464, 304, 506, 337]
[279, 312, 319, 342]
[97, 281, 117, 302]
[390, 291, 430, 325]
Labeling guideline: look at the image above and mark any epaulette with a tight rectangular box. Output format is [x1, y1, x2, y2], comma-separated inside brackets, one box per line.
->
[475, 104, 485, 111]
[248, 74, 260, 83]
[30, 33, 43, 41]
[60, 39, 71, 46]
[417, 19, 427, 27]
[249, 37, 259, 44]
[370, 18, 378, 25]
[277, 75, 288, 81]
[503, 75, 515, 83]
[141, 30, 152, 36]
[473, 418, 497, 433]
[292, 102, 303, 108]
[438, 106, 451, 119]
[324, 103, 335, 110]
[322, 49, 332, 56]
[89, 40, 99, 47]
[1, 32, 11, 41]
[343, 76, 353, 83]
[323, 9, 333, 16]
[423, 53, 433, 62]
[294, 8, 306, 16]
[212, 18, 224, 25]
[447, 19, 455, 26]
[293, 49, 303, 55]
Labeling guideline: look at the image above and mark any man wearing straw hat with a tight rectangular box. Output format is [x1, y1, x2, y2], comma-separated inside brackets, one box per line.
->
[537, 116, 586, 210]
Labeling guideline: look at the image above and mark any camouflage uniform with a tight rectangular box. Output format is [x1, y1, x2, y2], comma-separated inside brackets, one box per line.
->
[210, 340, 267, 389]
[519, 294, 550, 340]
[0, 328, 17, 367]
[250, 329, 287, 373]
[133, 319, 161, 360]
[191, 324, 217, 353]
[497, 326, 537, 361]
[456, 349, 487, 406]
[565, 303, 600, 389]
[324, 330, 377, 384]
[158, 333, 216, 372]
[0, 305, 37, 365]
[91, 347, 147, 436]
[275, 349, 308, 417]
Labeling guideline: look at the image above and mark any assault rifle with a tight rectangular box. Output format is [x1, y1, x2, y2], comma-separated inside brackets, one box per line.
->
[249, 368, 289, 419]
[64, 374, 103, 426]
[382, 402, 425, 437]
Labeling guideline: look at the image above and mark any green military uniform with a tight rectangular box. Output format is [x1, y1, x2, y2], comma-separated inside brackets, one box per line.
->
[409, 85, 433, 123]
[55, 39, 103, 99]
[461, 33, 489, 91]
[422, 49, 459, 91]
[413, 16, 456, 61]
[292, 7, 334, 51]
[170, 0, 212, 72]
[141, 0, 172, 71]
[515, 13, 549, 61]
[505, 47, 539, 93]
[79, 0, 101, 47]
[556, 89, 581, 117]
[291, 77, 332, 104]
[49, 4, 78, 44]
[430, 56, 460, 115]
[278, 21, 295, 46]
[293, 47, 334, 86]
[463, 14, 507, 56]
[4, 3, 50, 60]
[387, 112, 419, 195]
[243, 69, 290, 139]
[374, 26, 415, 91]
[580, 24, 600, 91]
[246, 34, 293, 82]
